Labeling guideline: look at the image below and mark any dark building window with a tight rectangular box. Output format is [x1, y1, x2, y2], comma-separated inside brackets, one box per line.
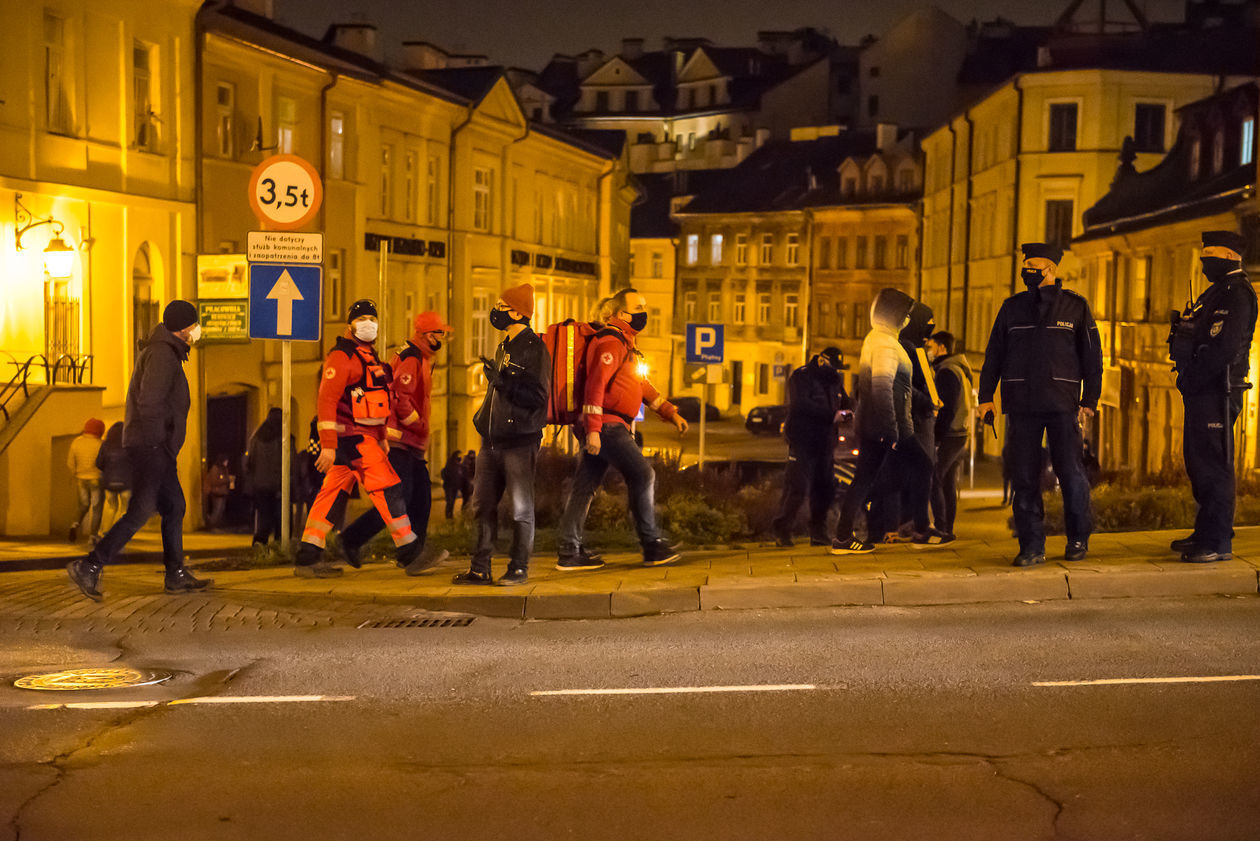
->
[856, 236, 869, 268]
[1044, 199, 1074, 247]
[867, 95, 879, 118]
[595, 90, 609, 111]
[873, 235, 887, 269]
[1048, 103, 1078, 152]
[625, 90, 638, 112]
[1133, 104, 1166, 153]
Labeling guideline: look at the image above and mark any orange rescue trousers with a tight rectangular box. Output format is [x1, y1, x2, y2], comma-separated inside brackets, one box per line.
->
[299, 435, 417, 562]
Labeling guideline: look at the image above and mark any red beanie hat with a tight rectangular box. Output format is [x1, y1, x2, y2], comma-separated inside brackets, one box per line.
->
[84, 418, 105, 437]
[499, 283, 535, 319]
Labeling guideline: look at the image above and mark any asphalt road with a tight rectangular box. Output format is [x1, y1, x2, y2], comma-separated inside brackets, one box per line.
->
[2, 598, 1259, 840]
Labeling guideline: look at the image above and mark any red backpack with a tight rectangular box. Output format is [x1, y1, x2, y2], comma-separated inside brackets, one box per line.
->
[543, 319, 629, 426]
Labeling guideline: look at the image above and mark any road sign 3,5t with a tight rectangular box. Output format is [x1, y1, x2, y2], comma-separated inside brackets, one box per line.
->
[248, 154, 323, 231]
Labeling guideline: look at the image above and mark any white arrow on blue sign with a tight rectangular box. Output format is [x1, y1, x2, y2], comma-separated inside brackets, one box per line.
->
[686, 323, 724, 364]
[248, 264, 322, 341]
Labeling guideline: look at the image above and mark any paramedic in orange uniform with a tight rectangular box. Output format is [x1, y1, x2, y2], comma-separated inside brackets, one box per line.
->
[295, 300, 421, 577]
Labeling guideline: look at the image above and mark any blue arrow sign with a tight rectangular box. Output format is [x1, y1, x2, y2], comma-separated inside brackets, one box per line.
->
[249, 264, 322, 341]
[686, 323, 724, 364]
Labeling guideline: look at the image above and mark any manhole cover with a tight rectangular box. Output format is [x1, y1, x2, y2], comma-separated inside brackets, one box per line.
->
[13, 667, 174, 691]
[357, 617, 475, 629]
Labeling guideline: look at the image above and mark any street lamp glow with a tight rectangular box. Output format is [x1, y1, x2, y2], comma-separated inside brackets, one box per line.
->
[42, 236, 76, 279]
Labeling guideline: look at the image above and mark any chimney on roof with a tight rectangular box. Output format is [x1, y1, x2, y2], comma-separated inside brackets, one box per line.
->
[621, 38, 645, 60]
[577, 48, 605, 78]
[229, 0, 274, 18]
[876, 122, 898, 151]
[400, 41, 449, 71]
[328, 23, 380, 61]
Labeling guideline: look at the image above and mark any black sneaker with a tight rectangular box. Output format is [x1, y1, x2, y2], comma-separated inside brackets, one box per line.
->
[66, 557, 102, 601]
[1064, 541, 1088, 562]
[1012, 550, 1046, 567]
[451, 570, 495, 585]
[1181, 549, 1231, 563]
[342, 540, 364, 569]
[404, 548, 449, 577]
[165, 568, 212, 594]
[556, 547, 605, 571]
[829, 536, 874, 555]
[294, 561, 343, 578]
[643, 539, 681, 567]
[911, 532, 951, 548]
[498, 567, 529, 585]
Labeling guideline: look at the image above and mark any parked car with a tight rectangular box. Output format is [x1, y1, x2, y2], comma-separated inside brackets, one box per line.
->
[668, 396, 722, 423]
[745, 404, 789, 436]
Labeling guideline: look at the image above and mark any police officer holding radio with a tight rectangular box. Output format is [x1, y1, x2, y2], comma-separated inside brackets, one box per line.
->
[978, 242, 1103, 567]
[1168, 231, 1256, 563]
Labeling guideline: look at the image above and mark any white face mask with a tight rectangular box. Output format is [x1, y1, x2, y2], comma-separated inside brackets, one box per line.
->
[186, 324, 202, 345]
[353, 320, 379, 343]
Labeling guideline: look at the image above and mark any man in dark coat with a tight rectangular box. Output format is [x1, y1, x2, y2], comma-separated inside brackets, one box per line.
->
[1169, 230, 1257, 563]
[772, 347, 847, 547]
[67, 300, 212, 600]
[978, 243, 1103, 567]
[928, 331, 973, 541]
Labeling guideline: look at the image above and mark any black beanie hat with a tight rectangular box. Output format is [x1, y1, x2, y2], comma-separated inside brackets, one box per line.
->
[162, 300, 198, 332]
[347, 299, 378, 322]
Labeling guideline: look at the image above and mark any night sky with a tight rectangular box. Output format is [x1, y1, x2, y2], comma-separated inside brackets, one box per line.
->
[277, 0, 1189, 69]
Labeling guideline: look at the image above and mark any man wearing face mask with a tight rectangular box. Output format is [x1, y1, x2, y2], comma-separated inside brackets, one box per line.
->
[1168, 230, 1256, 563]
[556, 287, 688, 570]
[68, 300, 212, 600]
[978, 242, 1102, 568]
[294, 300, 422, 578]
[452, 283, 551, 585]
[338, 311, 454, 574]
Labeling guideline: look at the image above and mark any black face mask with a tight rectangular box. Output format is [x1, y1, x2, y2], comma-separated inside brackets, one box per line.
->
[1021, 268, 1045, 290]
[488, 309, 514, 331]
[428, 338, 442, 352]
[627, 312, 648, 332]
[1201, 256, 1240, 282]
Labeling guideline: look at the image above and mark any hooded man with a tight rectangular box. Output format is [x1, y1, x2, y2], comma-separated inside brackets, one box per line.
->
[294, 299, 423, 578]
[831, 288, 915, 555]
[1168, 230, 1256, 563]
[67, 300, 211, 600]
[452, 283, 551, 585]
[339, 310, 453, 574]
[555, 287, 688, 570]
[867, 301, 943, 546]
[772, 346, 847, 547]
[978, 242, 1103, 567]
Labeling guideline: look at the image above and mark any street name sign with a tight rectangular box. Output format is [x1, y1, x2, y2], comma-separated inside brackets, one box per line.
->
[248, 154, 323, 230]
[248, 231, 323, 264]
[248, 264, 322, 341]
[686, 323, 724, 364]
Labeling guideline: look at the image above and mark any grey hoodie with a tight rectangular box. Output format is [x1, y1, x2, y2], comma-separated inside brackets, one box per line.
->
[855, 288, 914, 444]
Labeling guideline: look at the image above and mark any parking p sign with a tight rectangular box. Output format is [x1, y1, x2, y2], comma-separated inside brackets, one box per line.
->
[686, 323, 724, 364]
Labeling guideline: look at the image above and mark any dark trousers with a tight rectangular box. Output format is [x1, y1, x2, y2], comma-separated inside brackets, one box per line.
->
[834, 438, 894, 540]
[773, 445, 836, 539]
[868, 435, 934, 536]
[1006, 412, 1092, 553]
[930, 435, 968, 535]
[470, 444, 538, 574]
[443, 487, 459, 519]
[558, 423, 660, 555]
[1183, 389, 1243, 553]
[252, 490, 280, 545]
[93, 447, 185, 572]
[341, 447, 432, 552]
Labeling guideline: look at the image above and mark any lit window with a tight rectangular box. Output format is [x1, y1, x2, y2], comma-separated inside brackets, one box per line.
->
[328, 112, 345, 179]
[44, 12, 71, 134]
[324, 249, 345, 321]
[471, 291, 490, 360]
[686, 234, 699, 265]
[276, 95, 296, 154]
[133, 42, 156, 150]
[1242, 119, 1255, 166]
[473, 167, 492, 231]
[710, 234, 724, 264]
[216, 83, 235, 158]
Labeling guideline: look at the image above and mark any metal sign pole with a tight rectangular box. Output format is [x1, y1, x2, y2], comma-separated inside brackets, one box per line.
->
[699, 380, 708, 470]
[378, 238, 389, 350]
[280, 340, 292, 546]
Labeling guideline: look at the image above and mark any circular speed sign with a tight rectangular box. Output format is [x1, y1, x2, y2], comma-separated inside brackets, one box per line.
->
[248, 154, 323, 230]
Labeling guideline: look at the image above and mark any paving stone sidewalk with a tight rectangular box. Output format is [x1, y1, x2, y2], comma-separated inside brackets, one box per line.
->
[3, 526, 1257, 625]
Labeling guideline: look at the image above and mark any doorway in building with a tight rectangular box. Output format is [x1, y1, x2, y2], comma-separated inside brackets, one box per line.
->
[730, 360, 743, 408]
[205, 393, 250, 530]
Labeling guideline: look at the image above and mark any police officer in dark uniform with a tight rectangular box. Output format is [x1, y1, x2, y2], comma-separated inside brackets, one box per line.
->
[978, 243, 1103, 567]
[1168, 230, 1256, 563]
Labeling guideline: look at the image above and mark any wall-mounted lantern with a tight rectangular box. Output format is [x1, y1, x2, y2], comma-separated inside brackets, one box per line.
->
[15, 193, 77, 279]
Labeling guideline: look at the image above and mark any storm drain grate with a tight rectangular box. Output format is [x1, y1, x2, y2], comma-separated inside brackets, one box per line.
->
[357, 616, 475, 629]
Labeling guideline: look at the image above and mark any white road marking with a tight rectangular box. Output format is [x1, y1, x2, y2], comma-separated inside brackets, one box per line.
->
[1034, 675, 1260, 687]
[531, 684, 817, 697]
[26, 695, 355, 710]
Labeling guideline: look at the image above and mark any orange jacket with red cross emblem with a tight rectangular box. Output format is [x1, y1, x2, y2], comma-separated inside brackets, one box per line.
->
[581, 317, 678, 435]
[385, 339, 436, 452]
[316, 331, 392, 450]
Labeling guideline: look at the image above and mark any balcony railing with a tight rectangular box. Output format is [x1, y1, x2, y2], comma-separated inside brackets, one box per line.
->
[0, 351, 94, 423]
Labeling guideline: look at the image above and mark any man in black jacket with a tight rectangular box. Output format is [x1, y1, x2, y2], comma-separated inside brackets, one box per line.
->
[452, 283, 551, 586]
[67, 300, 212, 600]
[1169, 230, 1257, 563]
[928, 331, 972, 541]
[772, 347, 847, 547]
[978, 243, 1103, 567]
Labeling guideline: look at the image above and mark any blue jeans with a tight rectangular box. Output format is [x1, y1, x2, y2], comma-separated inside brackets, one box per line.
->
[92, 447, 185, 572]
[470, 444, 537, 573]
[558, 423, 660, 555]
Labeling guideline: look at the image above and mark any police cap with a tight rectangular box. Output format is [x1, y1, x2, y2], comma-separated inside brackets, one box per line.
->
[1020, 242, 1064, 264]
[1202, 230, 1246, 256]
